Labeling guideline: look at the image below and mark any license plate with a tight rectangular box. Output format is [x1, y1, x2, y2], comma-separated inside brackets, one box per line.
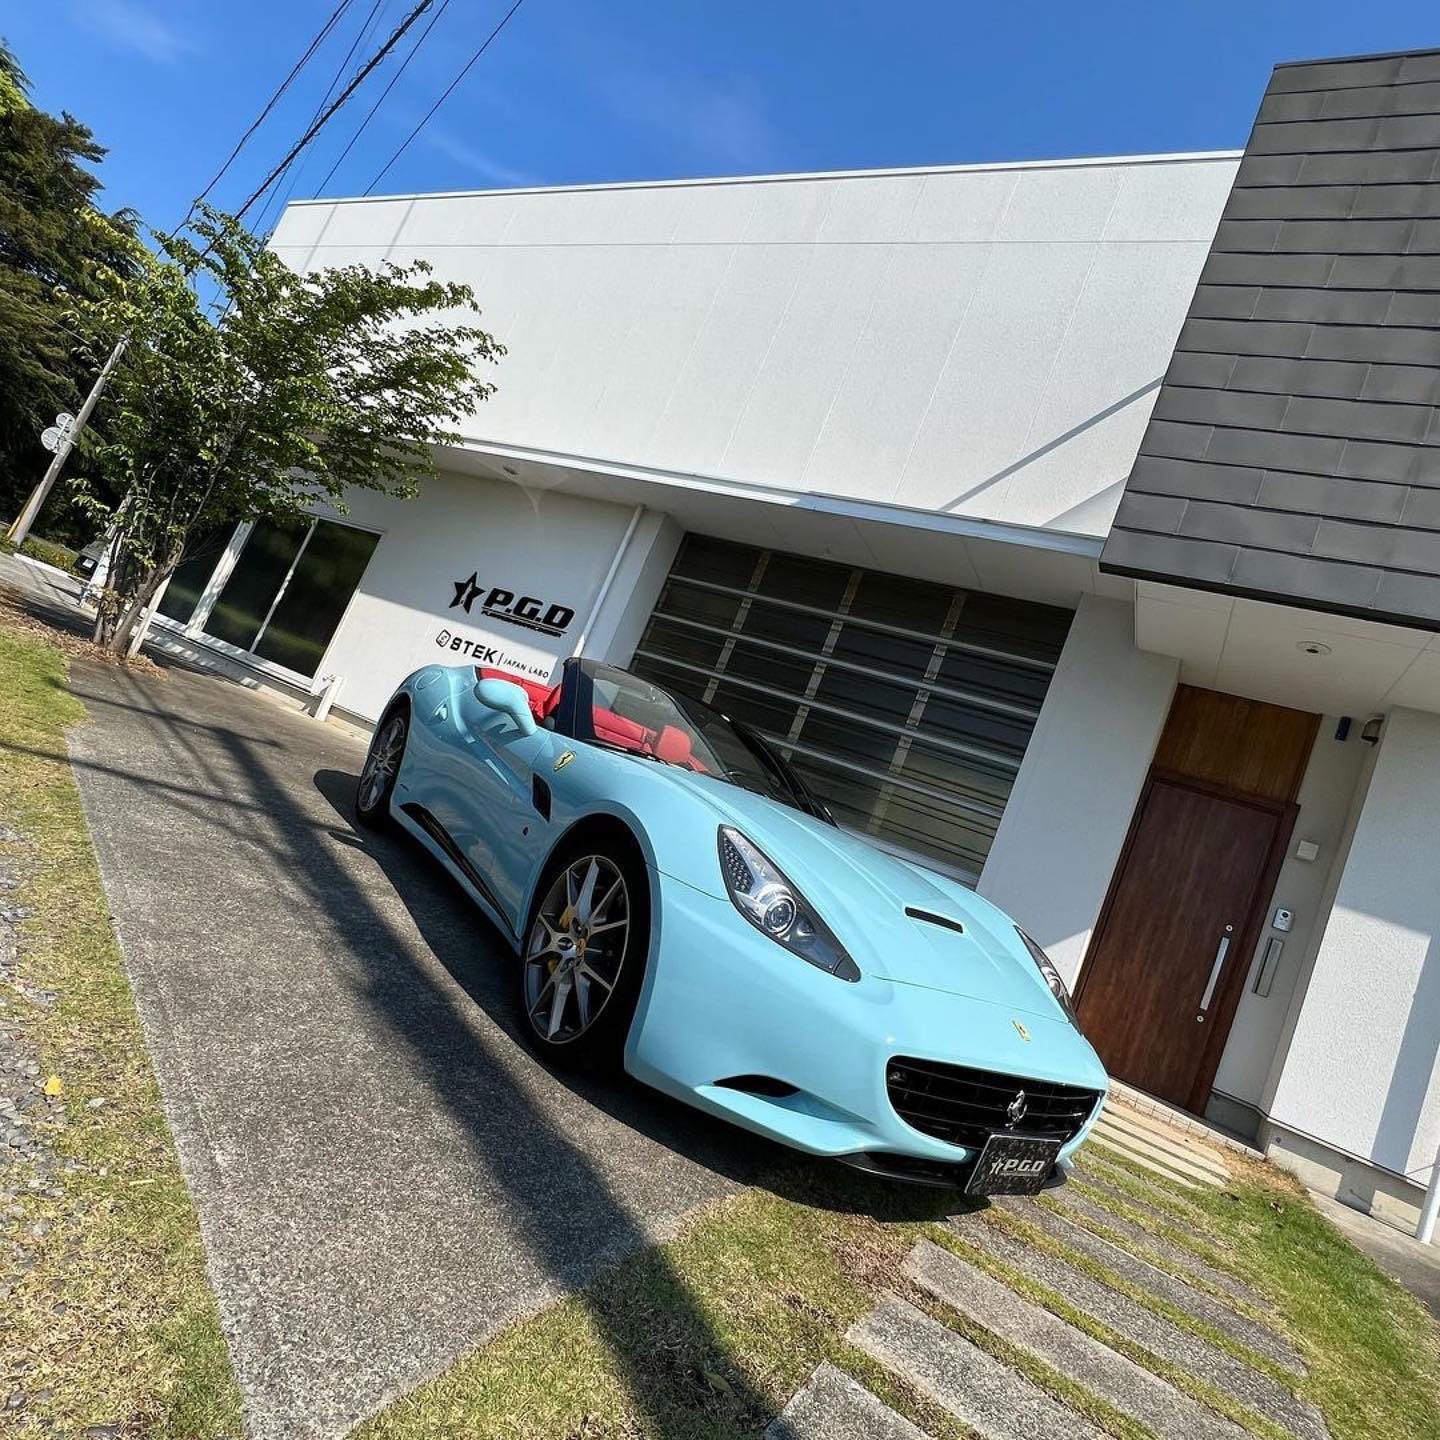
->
[966, 1133, 1061, 1196]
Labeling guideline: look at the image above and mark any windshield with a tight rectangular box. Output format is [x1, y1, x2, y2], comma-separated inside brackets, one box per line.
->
[573, 664, 831, 821]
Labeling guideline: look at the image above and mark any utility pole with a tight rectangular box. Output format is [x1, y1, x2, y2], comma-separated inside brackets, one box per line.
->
[6, 335, 128, 547]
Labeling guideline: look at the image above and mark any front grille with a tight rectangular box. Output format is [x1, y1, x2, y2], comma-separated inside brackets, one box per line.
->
[887, 1056, 1099, 1152]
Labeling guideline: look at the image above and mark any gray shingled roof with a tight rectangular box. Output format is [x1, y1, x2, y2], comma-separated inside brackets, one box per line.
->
[1100, 47, 1440, 629]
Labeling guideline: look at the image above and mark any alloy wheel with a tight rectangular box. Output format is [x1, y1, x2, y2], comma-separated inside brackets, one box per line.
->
[523, 856, 630, 1044]
[359, 714, 406, 812]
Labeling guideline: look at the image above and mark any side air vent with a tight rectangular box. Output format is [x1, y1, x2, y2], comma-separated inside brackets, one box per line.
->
[905, 907, 965, 935]
[715, 1074, 799, 1098]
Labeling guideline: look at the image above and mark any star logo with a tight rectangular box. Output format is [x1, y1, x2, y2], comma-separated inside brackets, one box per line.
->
[450, 572, 482, 612]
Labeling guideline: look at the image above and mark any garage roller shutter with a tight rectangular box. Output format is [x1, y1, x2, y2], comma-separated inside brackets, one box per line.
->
[631, 535, 1072, 883]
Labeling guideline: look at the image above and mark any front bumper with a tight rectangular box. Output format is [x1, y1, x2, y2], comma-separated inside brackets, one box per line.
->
[625, 870, 1108, 1172]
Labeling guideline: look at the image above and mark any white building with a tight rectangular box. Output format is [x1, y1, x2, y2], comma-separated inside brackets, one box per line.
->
[150, 47, 1440, 1240]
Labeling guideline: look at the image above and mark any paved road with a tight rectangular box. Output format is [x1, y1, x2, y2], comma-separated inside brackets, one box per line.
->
[61, 657, 759, 1438]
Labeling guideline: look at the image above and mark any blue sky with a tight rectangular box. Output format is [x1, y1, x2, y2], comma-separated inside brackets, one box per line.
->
[6, 1, 1440, 235]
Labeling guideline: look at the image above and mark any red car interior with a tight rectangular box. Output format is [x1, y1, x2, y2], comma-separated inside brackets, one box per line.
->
[476, 666, 709, 773]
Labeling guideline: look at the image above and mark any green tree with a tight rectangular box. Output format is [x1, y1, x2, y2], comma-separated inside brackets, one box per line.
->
[0, 39, 137, 533]
[70, 205, 503, 655]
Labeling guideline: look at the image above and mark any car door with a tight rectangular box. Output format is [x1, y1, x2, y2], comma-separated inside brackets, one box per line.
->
[447, 682, 559, 927]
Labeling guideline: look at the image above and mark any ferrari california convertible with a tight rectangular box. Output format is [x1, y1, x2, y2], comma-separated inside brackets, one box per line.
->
[355, 657, 1108, 1190]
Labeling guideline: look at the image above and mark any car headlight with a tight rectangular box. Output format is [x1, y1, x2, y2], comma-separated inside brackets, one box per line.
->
[717, 827, 859, 981]
[1017, 927, 1078, 1026]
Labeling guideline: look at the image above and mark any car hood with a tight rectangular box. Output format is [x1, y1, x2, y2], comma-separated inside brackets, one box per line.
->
[651, 770, 1070, 1023]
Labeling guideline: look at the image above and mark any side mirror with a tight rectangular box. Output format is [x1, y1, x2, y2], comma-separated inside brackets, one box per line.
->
[473, 677, 538, 737]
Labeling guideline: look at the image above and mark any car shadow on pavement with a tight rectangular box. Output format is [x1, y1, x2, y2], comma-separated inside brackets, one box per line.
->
[308, 766, 772, 1185]
[296, 758, 784, 1433]
[310, 766, 975, 1221]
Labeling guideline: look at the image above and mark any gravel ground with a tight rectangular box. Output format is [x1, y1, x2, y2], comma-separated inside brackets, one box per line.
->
[0, 831, 71, 1421]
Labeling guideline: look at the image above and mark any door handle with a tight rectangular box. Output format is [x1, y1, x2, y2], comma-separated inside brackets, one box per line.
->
[1197, 927, 1232, 1020]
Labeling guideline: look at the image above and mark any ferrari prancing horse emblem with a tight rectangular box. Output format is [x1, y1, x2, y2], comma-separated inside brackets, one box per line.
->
[1006, 1089, 1029, 1127]
[1012, 1019, 1031, 1042]
[554, 750, 575, 772]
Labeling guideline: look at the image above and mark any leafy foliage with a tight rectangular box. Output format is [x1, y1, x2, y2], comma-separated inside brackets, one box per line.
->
[71, 205, 503, 652]
[0, 40, 137, 536]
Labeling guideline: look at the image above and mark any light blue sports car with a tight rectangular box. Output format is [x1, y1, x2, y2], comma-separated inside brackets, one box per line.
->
[356, 657, 1108, 1190]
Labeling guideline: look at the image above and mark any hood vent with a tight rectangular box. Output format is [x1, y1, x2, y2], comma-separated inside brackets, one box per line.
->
[905, 906, 964, 935]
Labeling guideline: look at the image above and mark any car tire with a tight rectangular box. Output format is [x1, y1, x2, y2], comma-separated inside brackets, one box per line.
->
[355, 705, 408, 829]
[518, 834, 650, 1071]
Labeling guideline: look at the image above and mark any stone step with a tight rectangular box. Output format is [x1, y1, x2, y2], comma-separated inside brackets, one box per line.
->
[948, 1212, 1330, 1440]
[1102, 1099, 1240, 1167]
[1070, 1164, 1216, 1242]
[1046, 1185, 1266, 1311]
[905, 1239, 1249, 1440]
[765, 1363, 934, 1440]
[1109, 1081, 1263, 1159]
[850, 1294, 1109, 1440]
[1086, 1125, 1221, 1190]
[997, 1198, 1305, 1375]
[1094, 1108, 1231, 1184]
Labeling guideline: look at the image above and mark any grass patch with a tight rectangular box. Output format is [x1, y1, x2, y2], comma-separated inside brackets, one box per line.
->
[0, 617, 241, 1434]
[0, 533, 79, 572]
[359, 1136, 1440, 1440]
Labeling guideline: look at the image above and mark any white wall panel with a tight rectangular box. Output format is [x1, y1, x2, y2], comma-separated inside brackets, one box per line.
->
[644, 243, 809, 474]
[802, 244, 992, 497]
[815, 173, 925, 242]
[670, 181, 759, 244]
[585, 244, 736, 460]
[1103, 161, 1237, 242]
[902, 169, 1017, 242]
[270, 201, 335, 250]
[1268, 707, 1440, 1181]
[397, 192, 520, 246]
[311, 198, 413, 249]
[895, 242, 1097, 515]
[720, 243, 896, 486]
[995, 164, 1125, 242]
[982, 241, 1212, 532]
[314, 470, 636, 721]
[741, 178, 834, 242]
[978, 595, 1178, 985]
[1212, 721, 1369, 1109]
[277, 155, 1238, 541]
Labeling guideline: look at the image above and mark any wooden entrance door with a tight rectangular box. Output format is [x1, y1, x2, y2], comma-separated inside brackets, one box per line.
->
[1074, 777, 1288, 1110]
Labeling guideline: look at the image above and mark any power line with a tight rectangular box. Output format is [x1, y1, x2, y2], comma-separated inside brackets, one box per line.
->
[256, 0, 394, 232]
[190, 0, 356, 215]
[315, 0, 455, 196]
[364, 0, 527, 195]
[231, 0, 439, 223]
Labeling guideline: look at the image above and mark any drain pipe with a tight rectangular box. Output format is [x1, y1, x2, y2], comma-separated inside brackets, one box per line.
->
[571, 505, 643, 661]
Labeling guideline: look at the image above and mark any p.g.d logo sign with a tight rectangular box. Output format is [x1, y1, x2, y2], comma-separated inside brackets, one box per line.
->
[449, 572, 575, 638]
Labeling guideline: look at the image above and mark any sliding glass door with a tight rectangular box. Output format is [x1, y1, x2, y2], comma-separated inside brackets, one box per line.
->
[202, 516, 379, 678]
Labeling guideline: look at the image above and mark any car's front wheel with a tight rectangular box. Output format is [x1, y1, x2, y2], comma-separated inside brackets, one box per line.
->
[520, 840, 649, 1069]
[355, 707, 408, 828]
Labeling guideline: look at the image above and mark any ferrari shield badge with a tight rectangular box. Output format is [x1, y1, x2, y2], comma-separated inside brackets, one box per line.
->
[1012, 1019, 1031, 1042]
[554, 750, 575, 772]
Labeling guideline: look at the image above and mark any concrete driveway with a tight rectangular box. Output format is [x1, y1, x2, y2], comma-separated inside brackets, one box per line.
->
[61, 656, 757, 1438]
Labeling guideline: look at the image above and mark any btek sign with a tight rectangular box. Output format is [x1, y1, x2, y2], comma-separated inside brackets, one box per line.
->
[448, 571, 575, 638]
